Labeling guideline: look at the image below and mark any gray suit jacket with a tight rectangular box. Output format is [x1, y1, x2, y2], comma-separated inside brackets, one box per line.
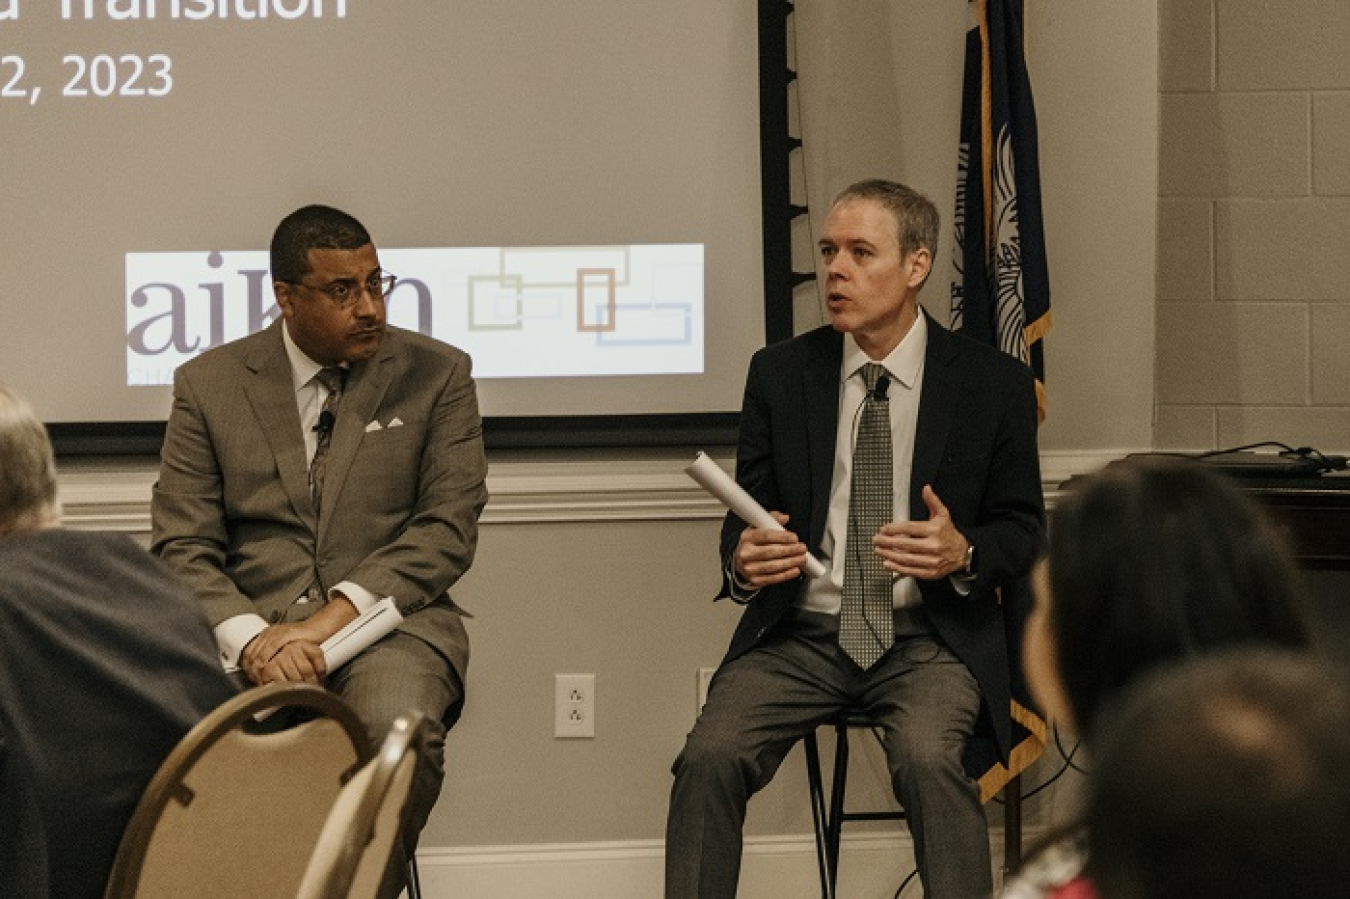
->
[151, 320, 488, 681]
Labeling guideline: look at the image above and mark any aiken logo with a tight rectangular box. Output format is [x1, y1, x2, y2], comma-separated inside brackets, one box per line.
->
[125, 250, 434, 386]
[126, 244, 704, 386]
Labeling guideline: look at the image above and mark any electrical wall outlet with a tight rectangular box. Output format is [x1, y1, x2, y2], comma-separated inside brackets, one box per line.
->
[697, 666, 717, 715]
[554, 673, 596, 738]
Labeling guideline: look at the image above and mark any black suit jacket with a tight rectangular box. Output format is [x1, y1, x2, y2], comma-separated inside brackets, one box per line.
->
[0, 529, 235, 898]
[716, 314, 1044, 758]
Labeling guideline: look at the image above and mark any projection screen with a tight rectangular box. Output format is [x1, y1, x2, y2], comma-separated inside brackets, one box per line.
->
[0, 1, 768, 449]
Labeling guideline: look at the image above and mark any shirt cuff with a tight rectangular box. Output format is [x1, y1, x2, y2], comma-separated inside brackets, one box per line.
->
[726, 559, 761, 604]
[214, 613, 269, 671]
[331, 580, 378, 614]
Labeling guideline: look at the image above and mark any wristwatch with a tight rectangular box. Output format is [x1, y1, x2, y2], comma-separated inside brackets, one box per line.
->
[961, 542, 976, 577]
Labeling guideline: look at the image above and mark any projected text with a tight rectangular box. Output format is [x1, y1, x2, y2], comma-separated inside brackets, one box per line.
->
[0, 0, 351, 105]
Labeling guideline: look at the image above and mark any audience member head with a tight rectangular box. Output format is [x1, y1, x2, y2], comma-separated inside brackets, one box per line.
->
[830, 179, 941, 263]
[269, 204, 373, 284]
[1024, 455, 1311, 738]
[1086, 649, 1350, 899]
[0, 383, 61, 537]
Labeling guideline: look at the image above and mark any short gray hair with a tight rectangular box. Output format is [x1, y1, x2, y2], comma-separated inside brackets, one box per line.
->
[831, 179, 940, 260]
[0, 384, 60, 535]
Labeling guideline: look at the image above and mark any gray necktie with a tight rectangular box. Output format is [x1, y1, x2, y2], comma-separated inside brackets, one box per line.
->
[839, 363, 894, 668]
[308, 366, 347, 515]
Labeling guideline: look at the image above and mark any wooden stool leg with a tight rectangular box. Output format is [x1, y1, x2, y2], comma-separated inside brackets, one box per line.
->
[405, 847, 421, 896]
[804, 731, 835, 899]
[406, 853, 423, 899]
[826, 721, 850, 894]
[1002, 773, 1023, 873]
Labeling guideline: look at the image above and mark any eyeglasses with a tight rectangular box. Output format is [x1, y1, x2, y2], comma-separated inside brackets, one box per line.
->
[285, 272, 397, 309]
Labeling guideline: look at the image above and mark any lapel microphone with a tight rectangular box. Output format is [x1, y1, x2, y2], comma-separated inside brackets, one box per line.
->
[313, 410, 336, 434]
[871, 374, 891, 401]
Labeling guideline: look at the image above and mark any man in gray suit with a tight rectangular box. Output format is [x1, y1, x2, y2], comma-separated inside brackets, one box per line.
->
[152, 205, 488, 875]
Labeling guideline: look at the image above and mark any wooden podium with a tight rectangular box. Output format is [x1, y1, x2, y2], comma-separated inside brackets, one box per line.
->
[1238, 474, 1350, 570]
[1059, 466, 1350, 663]
[1230, 473, 1350, 664]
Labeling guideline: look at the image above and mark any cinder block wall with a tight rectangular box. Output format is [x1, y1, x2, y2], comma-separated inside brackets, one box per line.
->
[1155, 0, 1350, 451]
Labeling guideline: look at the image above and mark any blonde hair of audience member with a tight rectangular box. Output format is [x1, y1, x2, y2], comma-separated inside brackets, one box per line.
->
[1086, 650, 1350, 898]
[0, 384, 61, 537]
[1024, 454, 1313, 739]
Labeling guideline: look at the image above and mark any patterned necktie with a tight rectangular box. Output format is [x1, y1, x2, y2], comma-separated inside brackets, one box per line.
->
[839, 363, 894, 668]
[308, 365, 347, 515]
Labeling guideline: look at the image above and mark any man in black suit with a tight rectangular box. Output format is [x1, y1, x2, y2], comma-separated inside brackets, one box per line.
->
[665, 180, 1044, 898]
[0, 384, 235, 898]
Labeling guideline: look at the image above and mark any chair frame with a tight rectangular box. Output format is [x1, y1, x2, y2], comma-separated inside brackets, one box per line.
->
[804, 708, 1023, 899]
[104, 682, 371, 898]
[300, 712, 430, 899]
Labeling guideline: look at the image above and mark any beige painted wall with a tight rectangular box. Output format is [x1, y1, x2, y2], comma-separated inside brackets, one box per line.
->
[429, 511, 733, 847]
[1155, 0, 1350, 452]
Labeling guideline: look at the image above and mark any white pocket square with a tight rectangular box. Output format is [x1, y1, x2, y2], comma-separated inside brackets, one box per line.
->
[388, 417, 404, 428]
[364, 421, 383, 432]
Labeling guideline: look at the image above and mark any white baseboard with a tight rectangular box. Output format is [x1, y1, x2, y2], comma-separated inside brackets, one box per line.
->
[413, 830, 1034, 898]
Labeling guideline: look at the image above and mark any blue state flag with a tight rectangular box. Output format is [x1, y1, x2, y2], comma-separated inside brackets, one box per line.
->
[951, 0, 1051, 420]
[950, 0, 1050, 804]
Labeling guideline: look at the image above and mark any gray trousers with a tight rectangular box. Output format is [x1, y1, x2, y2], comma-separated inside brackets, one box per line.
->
[327, 630, 463, 898]
[665, 610, 991, 899]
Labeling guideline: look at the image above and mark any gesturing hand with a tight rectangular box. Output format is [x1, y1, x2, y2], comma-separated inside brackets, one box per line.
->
[873, 485, 971, 580]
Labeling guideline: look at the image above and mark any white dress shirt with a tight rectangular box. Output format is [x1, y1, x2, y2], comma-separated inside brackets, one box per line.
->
[798, 317, 927, 615]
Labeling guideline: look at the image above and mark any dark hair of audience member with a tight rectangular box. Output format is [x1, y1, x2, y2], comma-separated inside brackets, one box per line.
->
[1045, 456, 1312, 739]
[1085, 649, 1350, 899]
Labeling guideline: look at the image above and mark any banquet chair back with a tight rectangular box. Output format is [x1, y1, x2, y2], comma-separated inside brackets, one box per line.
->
[104, 682, 370, 899]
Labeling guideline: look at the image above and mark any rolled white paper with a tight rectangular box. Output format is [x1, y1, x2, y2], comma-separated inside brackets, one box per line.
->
[684, 451, 826, 579]
[221, 595, 405, 678]
[322, 596, 404, 671]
